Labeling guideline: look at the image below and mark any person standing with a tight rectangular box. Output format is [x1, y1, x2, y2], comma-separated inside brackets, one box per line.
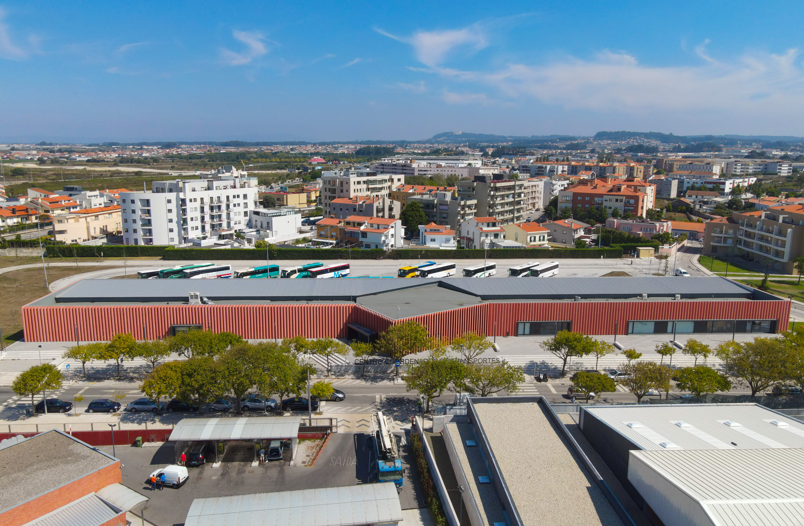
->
[159, 473, 166, 491]
[180, 452, 186, 466]
[150, 475, 157, 491]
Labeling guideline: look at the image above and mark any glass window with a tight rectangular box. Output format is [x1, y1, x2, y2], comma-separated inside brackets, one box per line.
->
[674, 321, 695, 334]
[631, 321, 655, 334]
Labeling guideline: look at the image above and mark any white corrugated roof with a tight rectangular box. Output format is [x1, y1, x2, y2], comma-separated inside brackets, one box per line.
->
[96, 483, 148, 511]
[630, 448, 804, 525]
[582, 404, 804, 450]
[168, 417, 303, 442]
[22, 494, 120, 526]
[184, 483, 403, 526]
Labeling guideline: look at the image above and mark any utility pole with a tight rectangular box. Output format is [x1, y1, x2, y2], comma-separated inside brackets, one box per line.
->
[306, 369, 312, 426]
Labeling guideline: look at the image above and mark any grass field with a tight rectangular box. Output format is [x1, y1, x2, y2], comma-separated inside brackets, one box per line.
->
[0, 266, 109, 346]
[4, 173, 172, 196]
[738, 279, 804, 301]
[698, 255, 763, 275]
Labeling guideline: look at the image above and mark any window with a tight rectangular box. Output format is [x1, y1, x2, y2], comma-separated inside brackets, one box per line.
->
[627, 320, 776, 334]
[517, 321, 571, 335]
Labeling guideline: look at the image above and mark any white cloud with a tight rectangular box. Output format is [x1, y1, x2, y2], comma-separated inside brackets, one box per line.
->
[694, 39, 715, 64]
[312, 53, 335, 64]
[443, 90, 489, 105]
[396, 80, 426, 93]
[0, 8, 27, 60]
[341, 57, 362, 68]
[118, 41, 148, 54]
[220, 30, 269, 66]
[375, 25, 486, 67]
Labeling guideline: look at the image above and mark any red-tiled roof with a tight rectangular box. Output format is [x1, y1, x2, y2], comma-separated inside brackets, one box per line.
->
[548, 220, 585, 230]
[472, 217, 498, 222]
[669, 221, 706, 233]
[69, 205, 121, 215]
[513, 222, 548, 233]
[317, 218, 341, 226]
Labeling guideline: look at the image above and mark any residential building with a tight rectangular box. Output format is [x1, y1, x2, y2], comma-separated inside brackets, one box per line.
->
[502, 221, 549, 247]
[669, 173, 756, 194]
[372, 155, 483, 178]
[388, 185, 455, 207]
[719, 205, 804, 273]
[649, 176, 679, 199]
[101, 188, 130, 205]
[518, 162, 569, 178]
[320, 169, 403, 218]
[544, 219, 590, 245]
[329, 195, 396, 220]
[406, 191, 476, 231]
[341, 215, 404, 249]
[314, 217, 342, 244]
[26, 187, 55, 199]
[247, 208, 301, 243]
[121, 176, 258, 246]
[670, 161, 723, 174]
[684, 191, 721, 208]
[29, 195, 81, 215]
[725, 160, 792, 176]
[546, 178, 571, 203]
[418, 222, 457, 249]
[457, 175, 526, 225]
[53, 205, 122, 244]
[670, 220, 706, 240]
[522, 178, 546, 211]
[702, 216, 739, 257]
[260, 191, 307, 208]
[605, 217, 671, 239]
[558, 178, 655, 218]
[0, 205, 38, 227]
[459, 216, 505, 248]
[55, 187, 107, 209]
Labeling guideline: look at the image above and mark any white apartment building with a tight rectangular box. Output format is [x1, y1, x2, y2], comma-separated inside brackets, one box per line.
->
[725, 161, 792, 177]
[350, 217, 405, 250]
[121, 177, 258, 246]
[418, 222, 457, 249]
[672, 162, 722, 175]
[248, 208, 301, 243]
[518, 162, 569, 178]
[459, 216, 505, 249]
[522, 178, 545, 212]
[320, 169, 404, 218]
[669, 174, 757, 194]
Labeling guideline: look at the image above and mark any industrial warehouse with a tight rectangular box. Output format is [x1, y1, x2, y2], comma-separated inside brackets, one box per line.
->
[22, 277, 790, 342]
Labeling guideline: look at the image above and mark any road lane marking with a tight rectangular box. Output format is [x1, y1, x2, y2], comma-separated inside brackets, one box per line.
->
[76, 387, 89, 395]
[546, 383, 556, 394]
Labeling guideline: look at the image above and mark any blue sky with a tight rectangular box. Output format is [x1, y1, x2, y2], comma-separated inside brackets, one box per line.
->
[2, 1, 804, 142]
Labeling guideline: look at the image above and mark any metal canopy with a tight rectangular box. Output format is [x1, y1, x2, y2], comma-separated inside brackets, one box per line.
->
[23, 494, 121, 526]
[96, 483, 148, 512]
[168, 417, 303, 442]
[184, 483, 404, 526]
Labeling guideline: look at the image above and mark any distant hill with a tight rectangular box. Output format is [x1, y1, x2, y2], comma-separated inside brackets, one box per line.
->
[594, 131, 804, 146]
[428, 131, 579, 144]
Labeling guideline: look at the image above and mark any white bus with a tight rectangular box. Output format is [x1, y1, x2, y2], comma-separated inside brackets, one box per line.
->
[529, 261, 559, 278]
[508, 261, 541, 277]
[463, 262, 496, 278]
[418, 262, 457, 278]
[306, 263, 350, 279]
[184, 265, 233, 279]
[280, 262, 323, 278]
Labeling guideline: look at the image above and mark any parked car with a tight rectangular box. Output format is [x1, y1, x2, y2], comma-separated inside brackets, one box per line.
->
[126, 398, 161, 413]
[312, 389, 346, 402]
[281, 397, 319, 412]
[166, 399, 198, 413]
[185, 442, 215, 467]
[35, 398, 73, 413]
[86, 399, 121, 413]
[148, 465, 189, 489]
[675, 268, 690, 277]
[567, 386, 596, 401]
[771, 385, 803, 396]
[240, 396, 278, 411]
[266, 440, 284, 461]
[208, 399, 231, 412]
[613, 373, 632, 381]
[645, 388, 661, 396]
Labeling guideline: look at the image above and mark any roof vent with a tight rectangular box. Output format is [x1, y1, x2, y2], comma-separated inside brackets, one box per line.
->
[188, 292, 201, 305]
[770, 420, 790, 428]
[675, 294, 681, 301]
[574, 296, 581, 302]
[626, 422, 643, 429]
[674, 421, 691, 428]
[723, 421, 742, 428]
[641, 293, 648, 300]
[660, 441, 680, 449]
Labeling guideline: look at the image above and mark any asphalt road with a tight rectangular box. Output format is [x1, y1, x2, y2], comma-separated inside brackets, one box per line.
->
[0, 228, 49, 240]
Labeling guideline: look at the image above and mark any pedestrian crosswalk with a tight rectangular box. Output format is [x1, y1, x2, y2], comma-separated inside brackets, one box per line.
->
[306, 354, 350, 371]
[513, 376, 540, 396]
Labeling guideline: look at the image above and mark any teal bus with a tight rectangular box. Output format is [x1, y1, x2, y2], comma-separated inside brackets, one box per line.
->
[158, 263, 214, 279]
[280, 262, 323, 279]
[235, 265, 280, 279]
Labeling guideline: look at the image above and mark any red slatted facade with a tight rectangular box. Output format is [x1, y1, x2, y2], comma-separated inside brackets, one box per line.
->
[21, 299, 790, 342]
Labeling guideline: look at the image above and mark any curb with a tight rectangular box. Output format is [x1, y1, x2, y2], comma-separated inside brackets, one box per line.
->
[307, 432, 332, 468]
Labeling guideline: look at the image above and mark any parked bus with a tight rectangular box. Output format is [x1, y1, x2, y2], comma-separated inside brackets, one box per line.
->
[184, 265, 233, 279]
[280, 262, 323, 279]
[397, 261, 436, 278]
[529, 261, 560, 278]
[508, 261, 541, 277]
[137, 268, 172, 279]
[463, 262, 496, 278]
[158, 263, 213, 279]
[235, 265, 280, 279]
[306, 263, 350, 279]
[418, 262, 456, 278]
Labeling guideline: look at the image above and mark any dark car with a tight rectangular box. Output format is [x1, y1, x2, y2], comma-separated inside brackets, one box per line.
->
[281, 397, 319, 412]
[86, 399, 120, 413]
[771, 385, 803, 396]
[166, 399, 199, 413]
[35, 398, 73, 413]
[185, 441, 215, 467]
[312, 389, 346, 402]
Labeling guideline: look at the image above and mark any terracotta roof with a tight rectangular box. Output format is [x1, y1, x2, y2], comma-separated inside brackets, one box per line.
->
[708, 216, 738, 224]
[361, 228, 391, 233]
[426, 230, 455, 236]
[41, 195, 76, 203]
[472, 217, 499, 223]
[548, 220, 585, 230]
[343, 215, 372, 223]
[764, 204, 804, 214]
[513, 222, 549, 233]
[669, 221, 706, 233]
[69, 205, 121, 215]
[317, 218, 341, 226]
[332, 196, 379, 204]
[28, 188, 55, 195]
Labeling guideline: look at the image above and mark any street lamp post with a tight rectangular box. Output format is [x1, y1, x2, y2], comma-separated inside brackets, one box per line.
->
[36, 221, 49, 289]
[108, 423, 117, 458]
[306, 369, 312, 426]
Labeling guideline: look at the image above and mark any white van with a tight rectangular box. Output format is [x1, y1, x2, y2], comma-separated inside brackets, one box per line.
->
[149, 465, 189, 489]
[675, 268, 690, 277]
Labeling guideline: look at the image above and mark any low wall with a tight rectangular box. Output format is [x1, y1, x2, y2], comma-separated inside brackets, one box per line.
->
[0, 428, 173, 446]
[0, 247, 44, 257]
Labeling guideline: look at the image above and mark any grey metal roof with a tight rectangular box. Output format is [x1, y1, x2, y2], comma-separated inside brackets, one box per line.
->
[37, 276, 755, 306]
[357, 283, 482, 319]
[96, 483, 148, 512]
[582, 404, 804, 451]
[168, 416, 303, 442]
[23, 494, 120, 526]
[630, 448, 804, 525]
[184, 483, 403, 526]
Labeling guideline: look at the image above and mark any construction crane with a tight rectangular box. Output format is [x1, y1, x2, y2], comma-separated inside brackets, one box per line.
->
[370, 411, 404, 491]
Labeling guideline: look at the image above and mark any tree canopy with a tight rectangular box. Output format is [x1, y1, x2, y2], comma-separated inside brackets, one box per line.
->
[541, 331, 595, 377]
[675, 366, 731, 398]
[400, 201, 428, 233]
[404, 357, 465, 412]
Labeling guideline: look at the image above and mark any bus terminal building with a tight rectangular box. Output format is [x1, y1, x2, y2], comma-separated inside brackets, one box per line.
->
[22, 277, 790, 342]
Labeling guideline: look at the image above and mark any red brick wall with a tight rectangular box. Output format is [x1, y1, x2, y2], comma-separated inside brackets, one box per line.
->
[99, 513, 127, 526]
[0, 429, 173, 446]
[1, 462, 121, 526]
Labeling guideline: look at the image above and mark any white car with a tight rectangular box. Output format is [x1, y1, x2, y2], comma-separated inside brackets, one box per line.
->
[675, 268, 690, 277]
[149, 465, 188, 489]
[126, 398, 161, 413]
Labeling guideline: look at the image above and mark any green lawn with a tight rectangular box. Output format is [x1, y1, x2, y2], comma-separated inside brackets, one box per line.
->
[739, 279, 804, 301]
[698, 255, 763, 276]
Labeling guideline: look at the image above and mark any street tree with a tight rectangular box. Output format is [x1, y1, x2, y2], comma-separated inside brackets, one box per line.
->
[781, 327, 804, 388]
[400, 201, 427, 233]
[716, 338, 793, 397]
[450, 332, 493, 364]
[168, 330, 241, 358]
[622, 349, 642, 364]
[541, 331, 595, 377]
[571, 372, 616, 401]
[655, 342, 676, 366]
[375, 321, 435, 376]
[682, 339, 712, 366]
[404, 358, 466, 413]
[218, 343, 265, 413]
[282, 336, 312, 356]
[141, 361, 183, 407]
[309, 338, 350, 375]
[63, 344, 100, 377]
[12, 364, 62, 411]
[103, 333, 139, 378]
[262, 349, 312, 401]
[619, 362, 672, 403]
[461, 363, 525, 397]
[589, 339, 616, 370]
[350, 341, 376, 378]
[310, 381, 335, 400]
[675, 366, 731, 398]
[180, 356, 222, 406]
[138, 340, 171, 371]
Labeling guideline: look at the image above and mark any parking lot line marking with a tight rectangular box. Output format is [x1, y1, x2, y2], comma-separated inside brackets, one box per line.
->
[546, 383, 556, 394]
[76, 387, 89, 395]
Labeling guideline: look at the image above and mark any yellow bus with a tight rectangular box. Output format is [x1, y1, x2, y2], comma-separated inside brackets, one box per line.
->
[397, 261, 436, 278]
